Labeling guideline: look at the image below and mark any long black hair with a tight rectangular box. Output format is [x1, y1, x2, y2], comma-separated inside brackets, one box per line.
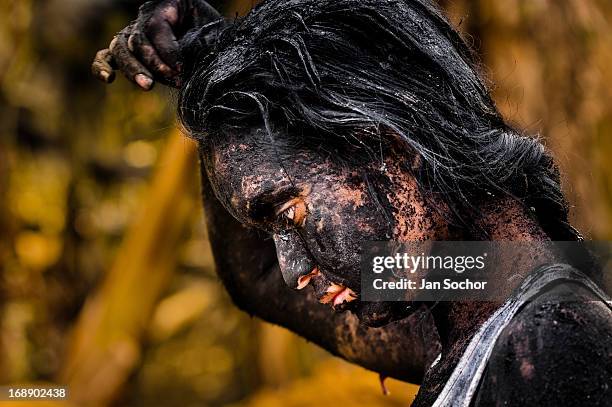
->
[178, 0, 580, 241]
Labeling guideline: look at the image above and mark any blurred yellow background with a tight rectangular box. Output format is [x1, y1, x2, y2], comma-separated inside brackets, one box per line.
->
[0, 0, 610, 406]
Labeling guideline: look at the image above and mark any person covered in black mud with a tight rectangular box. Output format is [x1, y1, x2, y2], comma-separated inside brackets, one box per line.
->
[92, 1, 612, 405]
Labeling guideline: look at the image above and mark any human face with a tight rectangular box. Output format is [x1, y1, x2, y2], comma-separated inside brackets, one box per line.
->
[203, 127, 449, 326]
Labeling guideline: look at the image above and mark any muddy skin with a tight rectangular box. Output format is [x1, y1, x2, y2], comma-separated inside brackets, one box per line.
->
[93, 0, 225, 89]
[413, 275, 612, 406]
[201, 127, 611, 405]
[411, 201, 612, 406]
[202, 126, 451, 327]
[412, 288, 612, 407]
[95, 1, 610, 403]
[475, 281, 612, 406]
[200, 155, 441, 383]
[412, 200, 549, 404]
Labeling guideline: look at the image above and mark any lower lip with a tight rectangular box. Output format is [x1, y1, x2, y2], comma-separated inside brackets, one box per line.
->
[324, 288, 358, 310]
[332, 288, 350, 306]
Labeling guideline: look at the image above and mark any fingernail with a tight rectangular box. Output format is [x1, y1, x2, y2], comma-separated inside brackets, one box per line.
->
[135, 74, 153, 89]
[100, 71, 110, 81]
[159, 64, 172, 75]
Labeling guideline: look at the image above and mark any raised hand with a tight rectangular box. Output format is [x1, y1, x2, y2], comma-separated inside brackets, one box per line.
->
[91, 1, 439, 383]
[92, 0, 222, 90]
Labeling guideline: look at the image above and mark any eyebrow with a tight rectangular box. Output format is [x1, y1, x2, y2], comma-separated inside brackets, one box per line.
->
[246, 185, 301, 220]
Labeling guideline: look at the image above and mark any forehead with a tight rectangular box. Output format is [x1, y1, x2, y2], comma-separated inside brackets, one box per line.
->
[207, 128, 289, 174]
[202, 128, 327, 211]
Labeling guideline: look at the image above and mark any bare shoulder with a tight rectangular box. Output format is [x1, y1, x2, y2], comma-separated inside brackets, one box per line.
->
[474, 281, 612, 406]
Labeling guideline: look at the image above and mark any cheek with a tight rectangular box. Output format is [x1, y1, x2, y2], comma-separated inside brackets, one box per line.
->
[300, 185, 393, 279]
[387, 173, 450, 241]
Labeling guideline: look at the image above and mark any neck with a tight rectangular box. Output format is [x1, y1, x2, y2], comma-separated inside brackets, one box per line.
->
[432, 198, 561, 352]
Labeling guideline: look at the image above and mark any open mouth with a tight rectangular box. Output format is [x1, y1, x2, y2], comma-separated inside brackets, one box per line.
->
[297, 266, 358, 309]
[294, 266, 409, 326]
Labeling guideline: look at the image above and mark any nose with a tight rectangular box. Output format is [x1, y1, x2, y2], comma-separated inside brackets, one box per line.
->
[273, 230, 317, 289]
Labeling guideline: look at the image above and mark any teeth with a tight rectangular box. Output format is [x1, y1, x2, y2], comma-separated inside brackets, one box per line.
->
[333, 287, 357, 306]
[286, 207, 295, 220]
[296, 267, 320, 290]
[319, 284, 343, 304]
[319, 283, 357, 306]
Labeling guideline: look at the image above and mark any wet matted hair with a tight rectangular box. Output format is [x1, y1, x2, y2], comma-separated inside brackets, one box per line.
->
[177, 0, 580, 241]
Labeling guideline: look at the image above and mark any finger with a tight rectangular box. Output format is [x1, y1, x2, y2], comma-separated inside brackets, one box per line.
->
[92, 48, 116, 83]
[144, 16, 180, 70]
[128, 30, 176, 82]
[110, 32, 154, 90]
